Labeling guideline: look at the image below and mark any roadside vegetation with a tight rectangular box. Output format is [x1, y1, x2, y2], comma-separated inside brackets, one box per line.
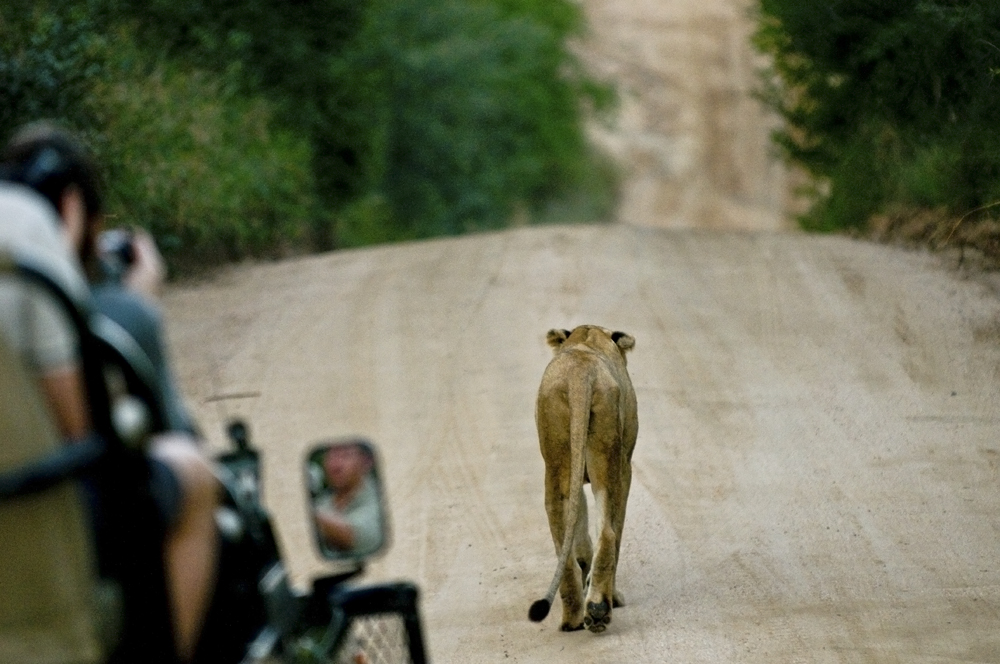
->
[754, 1, 1000, 266]
[0, 0, 617, 273]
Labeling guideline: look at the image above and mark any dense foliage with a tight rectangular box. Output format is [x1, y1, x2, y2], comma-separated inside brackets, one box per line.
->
[92, 33, 318, 265]
[754, 1, 1000, 231]
[0, 4, 103, 136]
[0, 0, 615, 269]
[330, 0, 614, 245]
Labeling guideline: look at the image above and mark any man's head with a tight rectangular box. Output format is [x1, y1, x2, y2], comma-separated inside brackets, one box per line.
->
[1, 122, 104, 263]
[322, 442, 374, 494]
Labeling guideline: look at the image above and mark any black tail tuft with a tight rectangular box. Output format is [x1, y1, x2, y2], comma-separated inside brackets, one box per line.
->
[529, 599, 551, 622]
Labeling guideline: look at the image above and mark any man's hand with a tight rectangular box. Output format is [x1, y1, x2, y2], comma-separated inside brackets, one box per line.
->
[315, 504, 357, 552]
[123, 229, 166, 302]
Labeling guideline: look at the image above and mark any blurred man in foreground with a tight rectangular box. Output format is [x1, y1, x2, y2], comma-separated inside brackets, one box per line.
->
[0, 122, 218, 662]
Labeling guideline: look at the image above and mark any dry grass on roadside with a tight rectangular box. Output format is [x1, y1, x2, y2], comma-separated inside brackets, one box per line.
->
[866, 207, 1000, 273]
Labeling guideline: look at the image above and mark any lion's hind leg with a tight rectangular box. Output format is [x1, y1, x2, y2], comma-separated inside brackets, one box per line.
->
[584, 481, 619, 633]
[557, 485, 589, 632]
[543, 464, 587, 631]
[557, 567, 586, 632]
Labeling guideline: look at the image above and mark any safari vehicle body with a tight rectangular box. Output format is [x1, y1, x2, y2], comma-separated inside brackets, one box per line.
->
[0, 251, 428, 664]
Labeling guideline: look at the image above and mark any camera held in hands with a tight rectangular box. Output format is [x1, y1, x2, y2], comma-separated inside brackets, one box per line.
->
[97, 228, 135, 284]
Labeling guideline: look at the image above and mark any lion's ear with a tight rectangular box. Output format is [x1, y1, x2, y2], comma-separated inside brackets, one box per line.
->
[546, 329, 570, 349]
[611, 331, 635, 352]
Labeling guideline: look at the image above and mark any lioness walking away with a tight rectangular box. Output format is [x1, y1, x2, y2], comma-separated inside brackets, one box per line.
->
[529, 325, 638, 633]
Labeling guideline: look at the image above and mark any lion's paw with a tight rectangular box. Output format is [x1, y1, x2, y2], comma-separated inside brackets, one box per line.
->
[584, 600, 611, 633]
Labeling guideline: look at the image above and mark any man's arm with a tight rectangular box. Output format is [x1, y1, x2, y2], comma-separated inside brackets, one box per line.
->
[122, 229, 166, 304]
[29, 294, 91, 440]
[39, 364, 90, 440]
[315, 506, 356, 552]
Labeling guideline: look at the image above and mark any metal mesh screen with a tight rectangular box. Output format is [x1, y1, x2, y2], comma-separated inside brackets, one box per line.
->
[334, 614, 411, 664]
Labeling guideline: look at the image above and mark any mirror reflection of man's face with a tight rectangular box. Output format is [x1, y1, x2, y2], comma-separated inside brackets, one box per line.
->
[323, 445, 369, 493]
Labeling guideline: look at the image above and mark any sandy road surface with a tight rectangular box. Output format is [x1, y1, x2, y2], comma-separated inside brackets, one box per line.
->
[165, 225, 1000, 662]
[579, 0, 791, 231]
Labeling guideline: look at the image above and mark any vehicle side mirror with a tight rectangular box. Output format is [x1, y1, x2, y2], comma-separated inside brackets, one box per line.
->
[305, 439, 389, 561]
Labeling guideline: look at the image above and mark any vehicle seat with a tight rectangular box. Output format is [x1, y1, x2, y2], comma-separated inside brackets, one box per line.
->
[0, 310, 111, 664]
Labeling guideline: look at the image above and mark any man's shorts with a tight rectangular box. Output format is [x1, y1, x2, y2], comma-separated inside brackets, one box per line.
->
[148, 456, 183, 529]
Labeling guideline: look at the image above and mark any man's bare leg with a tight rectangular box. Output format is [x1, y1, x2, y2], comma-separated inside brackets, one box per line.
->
[152, 434, 220, 661]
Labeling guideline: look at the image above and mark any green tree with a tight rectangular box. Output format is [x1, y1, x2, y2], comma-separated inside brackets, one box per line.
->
[0, 3, 319, 269]
[754, 1, 1000, 231]
[2, 0, 616, 269]
[91, 0, 364, 248]
[332, 0, 614, 246]
[0, 3, 105, 137]
[91, 32, 318, 268]
[100, 0, 615, 248]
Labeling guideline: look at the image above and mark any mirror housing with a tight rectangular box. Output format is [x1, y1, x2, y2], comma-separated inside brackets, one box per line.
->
[305, 439, 389, 561]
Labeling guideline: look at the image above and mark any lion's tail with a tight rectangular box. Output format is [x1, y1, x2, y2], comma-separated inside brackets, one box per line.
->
[529, 372, 592, 622]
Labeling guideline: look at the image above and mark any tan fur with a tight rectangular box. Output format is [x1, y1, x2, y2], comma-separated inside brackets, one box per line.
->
[530, 325, 638, 633]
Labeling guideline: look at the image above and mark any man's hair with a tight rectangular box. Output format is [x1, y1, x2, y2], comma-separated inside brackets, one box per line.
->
[0, 122, 104, 219]
[339, 440, 375, 464]
[352, 440, 375, 465]
[321, 439, 376, 467]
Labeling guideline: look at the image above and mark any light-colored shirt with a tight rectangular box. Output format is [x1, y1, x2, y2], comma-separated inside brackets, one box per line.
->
[314, 475, 383, 557]
[0, 183, 89, 371]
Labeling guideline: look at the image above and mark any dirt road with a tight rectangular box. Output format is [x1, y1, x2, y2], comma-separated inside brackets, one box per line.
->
[578, 0, 792, 231]
[159, 0, 1000, 660]
[164, 225, 1000, 662]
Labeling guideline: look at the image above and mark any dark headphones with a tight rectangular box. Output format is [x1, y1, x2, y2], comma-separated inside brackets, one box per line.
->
[18, 146, 69, 191]
[0, 138, 101, 218]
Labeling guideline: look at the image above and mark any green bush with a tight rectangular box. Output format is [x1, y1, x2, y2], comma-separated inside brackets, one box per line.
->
[330, 0, 616, 246]
[0, 6, 320, 271]
[102, 0, 616, 250]
[3, 0, 617, 269]
[90, 33, 319, 268]
[0, 5, 104, 138]
[754, 1, 1000, 231]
